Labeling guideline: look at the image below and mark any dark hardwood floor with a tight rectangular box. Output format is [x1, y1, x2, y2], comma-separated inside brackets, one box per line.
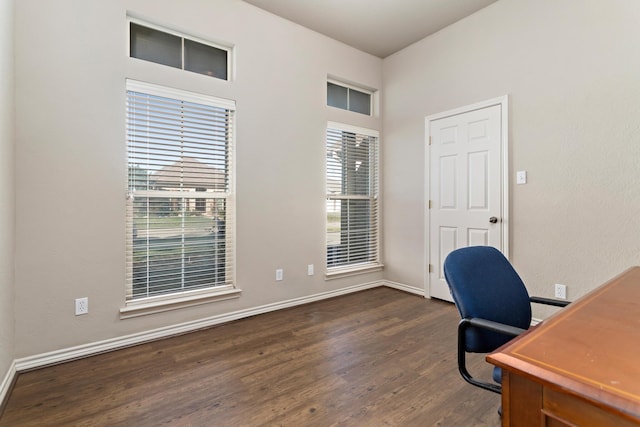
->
[0, 288, 500, 426]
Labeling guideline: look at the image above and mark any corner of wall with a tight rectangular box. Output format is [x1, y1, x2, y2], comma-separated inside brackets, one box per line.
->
[0, 0, 17, 406]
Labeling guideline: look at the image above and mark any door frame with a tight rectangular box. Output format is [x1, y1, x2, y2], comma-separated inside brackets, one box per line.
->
[424, 95, 510, 298]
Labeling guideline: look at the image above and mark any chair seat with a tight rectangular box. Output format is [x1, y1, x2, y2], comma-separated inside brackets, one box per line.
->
[492, 366, 502, 384]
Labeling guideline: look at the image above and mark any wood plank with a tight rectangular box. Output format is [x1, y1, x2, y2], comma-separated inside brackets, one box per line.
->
[0, 288, 501, 426]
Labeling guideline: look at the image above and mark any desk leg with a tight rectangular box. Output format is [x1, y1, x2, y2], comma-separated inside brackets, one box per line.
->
[501, 370, 511, 425]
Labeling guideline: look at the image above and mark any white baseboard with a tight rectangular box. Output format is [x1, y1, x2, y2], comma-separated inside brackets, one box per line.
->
[15, 280, 395, 372]
[0, 360, 16, 406]
[381, 280, 426, 297]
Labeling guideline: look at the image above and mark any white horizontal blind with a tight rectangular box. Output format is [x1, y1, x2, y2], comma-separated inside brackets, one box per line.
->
[326, 124, 379, 270]
[125, 80, 235, 301]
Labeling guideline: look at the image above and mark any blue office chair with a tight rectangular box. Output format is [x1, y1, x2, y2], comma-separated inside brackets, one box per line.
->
[443, 246, 569, 394]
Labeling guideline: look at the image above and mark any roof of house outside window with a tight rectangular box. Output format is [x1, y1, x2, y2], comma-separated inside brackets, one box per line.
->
[151, 157, 226, 191]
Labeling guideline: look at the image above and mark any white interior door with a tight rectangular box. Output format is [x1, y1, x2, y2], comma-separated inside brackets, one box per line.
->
[427, 100, 507, 302]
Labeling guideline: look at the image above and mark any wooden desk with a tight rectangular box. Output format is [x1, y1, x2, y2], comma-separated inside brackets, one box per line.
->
[487, 267, 640, 426]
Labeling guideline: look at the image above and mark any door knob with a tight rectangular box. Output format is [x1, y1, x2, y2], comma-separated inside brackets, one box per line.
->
[489, 217, 498, 224]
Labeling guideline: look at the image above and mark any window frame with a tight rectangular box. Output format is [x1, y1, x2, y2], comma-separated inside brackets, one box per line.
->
[122, 79, 239, 318]
[127, 17, 232, 81]
[325, 121, 382, 278]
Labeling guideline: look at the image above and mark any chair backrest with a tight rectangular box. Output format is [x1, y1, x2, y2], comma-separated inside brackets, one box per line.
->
[443, 246, 532, 353]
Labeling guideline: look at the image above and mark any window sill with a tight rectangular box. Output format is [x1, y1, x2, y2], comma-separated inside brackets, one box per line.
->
[120, 285, 242, 319]
[325, 263, 384, 280]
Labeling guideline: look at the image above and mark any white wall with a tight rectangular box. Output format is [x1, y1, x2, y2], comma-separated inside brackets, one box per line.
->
[14, 0, 382, 357]
[382, 0, 640, 315]
[0, 0, 15, 381]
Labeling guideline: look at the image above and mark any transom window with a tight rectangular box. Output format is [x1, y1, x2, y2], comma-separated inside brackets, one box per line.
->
[327, 81, 372, 115]
[125, 80, 235, 301]
[326, 123, 380, 272]
[129, 20, 230, 81]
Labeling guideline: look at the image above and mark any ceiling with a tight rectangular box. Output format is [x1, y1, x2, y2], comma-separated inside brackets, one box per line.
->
[242, 0, 498, 58]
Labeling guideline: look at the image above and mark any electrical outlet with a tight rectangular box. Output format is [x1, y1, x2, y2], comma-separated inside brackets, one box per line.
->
[75, 297, 89, 315]
[307, 264, 314, 276]
[516, 170, 527, 185]
[554, 284, 567, 299]
[275, 269, 284, 281]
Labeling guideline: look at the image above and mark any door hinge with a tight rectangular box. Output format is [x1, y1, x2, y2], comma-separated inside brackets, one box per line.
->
[428, 200, 432, 209]
[429, 136, 432, 145]
[428, 264, 433, 273]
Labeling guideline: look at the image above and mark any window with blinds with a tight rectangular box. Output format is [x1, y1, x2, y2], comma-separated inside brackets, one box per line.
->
[326, 123, 380, 271]
[125, 80, 235, 301]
